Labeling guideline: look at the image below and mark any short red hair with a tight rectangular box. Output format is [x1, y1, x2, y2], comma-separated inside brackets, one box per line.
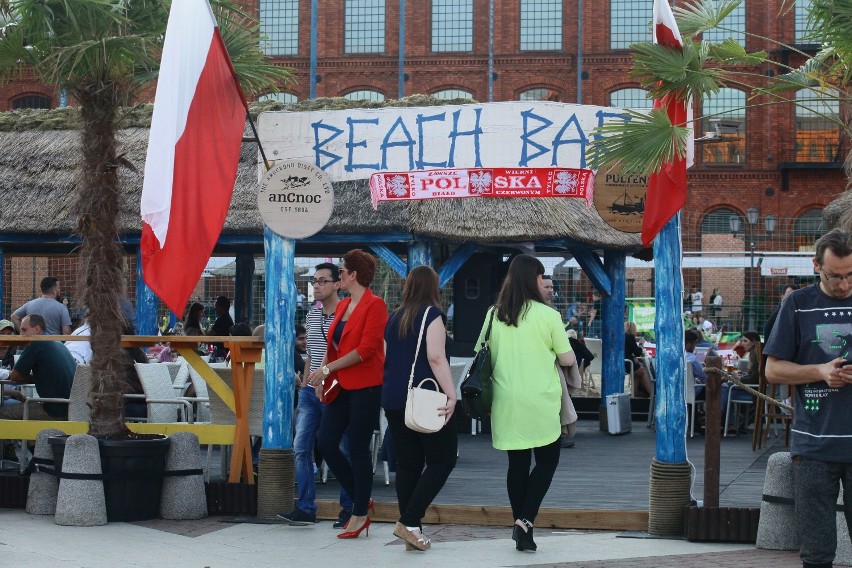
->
[343, 249, 377, 287]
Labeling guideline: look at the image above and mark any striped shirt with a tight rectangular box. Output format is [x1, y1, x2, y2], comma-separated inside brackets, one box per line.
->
[305, 306, 336, 373]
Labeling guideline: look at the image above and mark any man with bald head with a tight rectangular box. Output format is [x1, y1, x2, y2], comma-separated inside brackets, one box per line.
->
[0, 314, 75, 420]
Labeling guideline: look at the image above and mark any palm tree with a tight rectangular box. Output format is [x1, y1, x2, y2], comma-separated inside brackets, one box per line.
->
[0, 0, 291, 438]
[588, 0, 852, 177]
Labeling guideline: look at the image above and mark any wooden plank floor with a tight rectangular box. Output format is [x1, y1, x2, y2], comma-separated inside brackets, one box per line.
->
[313, 418, 787, 511]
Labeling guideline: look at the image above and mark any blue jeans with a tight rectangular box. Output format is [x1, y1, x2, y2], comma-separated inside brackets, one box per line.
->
[294, 387, 351, 514]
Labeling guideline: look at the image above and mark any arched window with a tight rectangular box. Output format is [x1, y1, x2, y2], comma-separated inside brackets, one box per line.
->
[432, 0, 473, 52]
[518, 88, 560, 101]
[345, 0, 385, 53]
[431, 89, 474, 100]
[11, 95, 51, 110]
[609, 88, 652, 110]
[794, 208, 827, 250]
[260, 0, 299, 56]
[520, 0, 562, 51]
[703, 0, 745, 45]
[343, 90, 385, 102]
[610, 0, 652, 49]
[795, 88, 841, 163]
[701, 88, 746, 164]
[259, 92, 298, 104]
[701, 208, 742, 235]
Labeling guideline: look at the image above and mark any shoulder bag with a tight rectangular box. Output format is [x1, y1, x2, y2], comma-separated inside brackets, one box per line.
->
[404, 307, 449, 433]
[460, 308, 496, 420]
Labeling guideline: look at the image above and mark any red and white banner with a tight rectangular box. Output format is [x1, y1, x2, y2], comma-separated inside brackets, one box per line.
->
[140, 0, 247, 317]
[370, 167, 594, 209]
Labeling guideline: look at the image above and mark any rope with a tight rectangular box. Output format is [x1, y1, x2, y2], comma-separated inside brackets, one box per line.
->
[256, 448, 294, 520]
[648, 459, 692, 536]
[704, 366, 793, 413]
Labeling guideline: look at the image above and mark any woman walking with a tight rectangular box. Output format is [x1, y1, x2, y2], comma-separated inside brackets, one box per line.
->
[475, 254, 575, 552]
[383, 266, 457, 551]
[308, 249, 387, 539]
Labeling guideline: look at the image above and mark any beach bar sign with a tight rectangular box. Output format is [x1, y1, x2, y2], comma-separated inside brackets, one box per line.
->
[257, 101, 628, 183]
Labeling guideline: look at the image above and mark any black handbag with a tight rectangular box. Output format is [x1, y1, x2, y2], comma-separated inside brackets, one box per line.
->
[460, 308, 496, 420]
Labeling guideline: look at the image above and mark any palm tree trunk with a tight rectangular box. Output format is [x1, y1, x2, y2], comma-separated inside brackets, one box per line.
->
[77, 87, 130, 439]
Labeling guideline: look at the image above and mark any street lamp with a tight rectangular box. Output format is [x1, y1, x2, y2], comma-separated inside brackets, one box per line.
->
[729, 208, 777, 331]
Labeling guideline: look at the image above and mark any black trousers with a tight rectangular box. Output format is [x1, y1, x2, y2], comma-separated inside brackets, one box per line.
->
[385, 408, 458, 527]
[506, 438, 561, 523]
[317, 386, 381, 516]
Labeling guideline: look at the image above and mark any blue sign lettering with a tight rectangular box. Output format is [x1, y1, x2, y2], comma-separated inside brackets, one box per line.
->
[416, 112, 448, 169]
[519, 109, 553, 167]
[311, 120, 343, 171]
[345, 117, 380, 172]
[447, 108, 482, 167]
[551, 114, 587, 167]
[381, 117, 415, 170]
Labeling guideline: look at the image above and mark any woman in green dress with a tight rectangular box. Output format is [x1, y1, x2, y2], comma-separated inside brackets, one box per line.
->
[475, 254, 575, 552]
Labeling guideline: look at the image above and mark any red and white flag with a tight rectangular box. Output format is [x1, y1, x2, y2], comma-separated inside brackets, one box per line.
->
[641, 0, 694, 247]
[140, 0, 247, 317]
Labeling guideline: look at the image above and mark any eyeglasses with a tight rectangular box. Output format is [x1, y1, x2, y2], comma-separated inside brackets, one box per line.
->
[821, 270, 852, 284]
[310, 278, 337, 286]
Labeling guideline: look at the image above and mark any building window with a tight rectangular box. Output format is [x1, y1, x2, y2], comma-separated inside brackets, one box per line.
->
[520, 0, 562, 51]
[795, 88, 841, 163]
[343, 90, 385, 101]
[431, 89, 474, 100]
[701, 208, 742, 234]
[610, 88, 652, 109]
[260, 0, 299, 56]
[703, 0, 745, 45]
[11, 95, 51, 110]
[611, 0, 653, 50]
[432, 0, 473, 52]
[518, 88, 561, 101]
[795, 0, 814, 44]
[794, 207, 826, 250]
[345, 0, 385, 54]
[259, 92, 298, 104]
[701, 88, 746, 164]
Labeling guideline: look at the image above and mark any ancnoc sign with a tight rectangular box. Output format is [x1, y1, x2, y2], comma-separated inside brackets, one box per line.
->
[257, 101, 629, 183]
[257, 160, 334, 239]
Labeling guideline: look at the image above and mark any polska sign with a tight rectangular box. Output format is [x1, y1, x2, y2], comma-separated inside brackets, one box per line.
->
[257, 101, 628, 183]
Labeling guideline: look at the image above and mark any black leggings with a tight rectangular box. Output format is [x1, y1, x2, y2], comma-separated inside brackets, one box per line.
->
[506, 438, 561, 523]
[317, 386, 382, 516]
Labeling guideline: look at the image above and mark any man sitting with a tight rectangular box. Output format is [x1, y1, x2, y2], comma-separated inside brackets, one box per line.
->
[0, 314, 75, 420]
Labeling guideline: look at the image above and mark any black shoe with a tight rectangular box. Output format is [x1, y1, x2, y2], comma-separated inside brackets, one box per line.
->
[333, 509, 352, 529]
[515, 519, 537, 551]
[277, 507, 317, 526]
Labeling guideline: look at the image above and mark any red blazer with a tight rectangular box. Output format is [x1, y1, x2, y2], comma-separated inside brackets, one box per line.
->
[325, 288, 387, 390]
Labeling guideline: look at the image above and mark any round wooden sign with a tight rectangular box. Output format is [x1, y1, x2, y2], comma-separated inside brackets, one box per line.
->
[593, 163, 647, 233]
[258, 160, 334, 239]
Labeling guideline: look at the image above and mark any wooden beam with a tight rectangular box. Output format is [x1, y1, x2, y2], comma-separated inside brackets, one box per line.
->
[0, 420, 235, 445]
[135, 249, 159, 335]
[407, 239, 433, 271]
[568, 246, 611, 296]
[369, 243, 407, 278]
[438, 242, 477, 287]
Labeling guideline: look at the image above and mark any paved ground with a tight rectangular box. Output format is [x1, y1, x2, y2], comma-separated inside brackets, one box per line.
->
[0, 509, 803, 568]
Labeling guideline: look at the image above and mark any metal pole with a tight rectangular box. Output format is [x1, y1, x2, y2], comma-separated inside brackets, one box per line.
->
[576, 0, 583, 104]
[749, 239, 755, 331]
[398, 0, 405, 99]
[488, 0, 494, 102]
[309, 0, 318, 99]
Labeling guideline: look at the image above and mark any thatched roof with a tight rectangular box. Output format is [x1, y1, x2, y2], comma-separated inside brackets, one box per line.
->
[0, 99, 642, 250]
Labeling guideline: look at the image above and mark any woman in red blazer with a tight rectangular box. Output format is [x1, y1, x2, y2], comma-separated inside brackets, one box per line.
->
[308, 249, 387, 539]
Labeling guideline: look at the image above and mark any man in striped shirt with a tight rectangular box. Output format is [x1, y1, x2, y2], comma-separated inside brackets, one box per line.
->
[279, 263, 353, 527]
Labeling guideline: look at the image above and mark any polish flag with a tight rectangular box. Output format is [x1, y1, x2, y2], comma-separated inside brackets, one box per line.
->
[641, 0, 694, 247]
[140, 0, 247, 317]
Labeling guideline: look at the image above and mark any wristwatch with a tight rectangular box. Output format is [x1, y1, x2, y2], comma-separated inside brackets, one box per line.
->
[321, 365, 331, 377]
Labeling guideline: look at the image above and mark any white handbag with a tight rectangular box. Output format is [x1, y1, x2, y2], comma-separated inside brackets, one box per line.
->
[404, 307, 448, 434]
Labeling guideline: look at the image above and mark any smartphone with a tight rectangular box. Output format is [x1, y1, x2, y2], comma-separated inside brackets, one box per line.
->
[842, 360, 852, 367]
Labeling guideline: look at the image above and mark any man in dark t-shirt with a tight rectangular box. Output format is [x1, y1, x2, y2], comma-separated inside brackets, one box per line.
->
[209, 296, 234, 359]
[0, 314, 75, 420]
[765, 229, 852, 568]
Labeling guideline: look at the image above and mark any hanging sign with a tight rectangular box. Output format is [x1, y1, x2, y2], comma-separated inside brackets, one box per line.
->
[369, 167, 595, 209]
[592, 162, 646, 233]
[257, 160, 334, 239]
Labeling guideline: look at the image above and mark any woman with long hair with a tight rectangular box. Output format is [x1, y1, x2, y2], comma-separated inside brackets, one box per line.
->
[182, 302, 205, 336]
[624, 321, 653, 397]
[722, 330, 762, 433]
[383, 266, 457, 551]
[475, 254, 575, 552]
[308, 249, 387, 539]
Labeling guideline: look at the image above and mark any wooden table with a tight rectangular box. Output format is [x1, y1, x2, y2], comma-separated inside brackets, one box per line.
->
[0, 335, 264, 484]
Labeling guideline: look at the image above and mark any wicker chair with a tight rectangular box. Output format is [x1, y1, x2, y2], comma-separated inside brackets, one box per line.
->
[132, 363, 194, 423]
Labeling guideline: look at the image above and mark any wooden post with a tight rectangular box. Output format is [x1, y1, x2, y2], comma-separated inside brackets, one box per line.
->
[703, 355, 722, 508]
[407, 239, 433, 271]
[135, 249, 158, 336]
[234, 253, 255, 326]
[263, 227, 295, 449]
[653, 216, 687, 462]
[602, 250, 626, 399]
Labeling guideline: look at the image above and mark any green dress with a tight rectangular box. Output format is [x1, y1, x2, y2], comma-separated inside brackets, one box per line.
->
[475, 302, 572, 450]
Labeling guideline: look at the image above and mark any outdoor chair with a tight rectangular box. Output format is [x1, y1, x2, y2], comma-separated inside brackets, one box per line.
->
[132, 363, 194, 424]
[450, 358, 477, 436]
[684, 364, 703, 437]
[645, 355, 656, 427]
[186, 366, 211, 423]
[583, 338, 602, 394]
[371, 410, 390, 486]
[724, 344, 762, 438]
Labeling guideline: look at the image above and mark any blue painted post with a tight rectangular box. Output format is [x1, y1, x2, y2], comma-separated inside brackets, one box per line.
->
[0, 246, 4, 318]
[263, 227, 295, 449]
[437, 242, 477, 288]
[601, 250, 626, 400]
[407, 239, 433, 271]
[653, 216, 686, 462]
[569, 246, 612, 296]
[368, 244, 407, 279]
[234, 253, 255, 326]
[135, 250, 158, 336]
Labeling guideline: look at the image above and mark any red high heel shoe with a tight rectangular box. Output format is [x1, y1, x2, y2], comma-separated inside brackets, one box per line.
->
[338, 516, 370, 539]
[342, 500, 374, 530]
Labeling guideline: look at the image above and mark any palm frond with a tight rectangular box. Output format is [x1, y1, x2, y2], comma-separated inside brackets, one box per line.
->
[673, 0, 743, 38]
[587, 109, 691, 175]
[706, 38, 768, 66]
[631, 40, 725, 102]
